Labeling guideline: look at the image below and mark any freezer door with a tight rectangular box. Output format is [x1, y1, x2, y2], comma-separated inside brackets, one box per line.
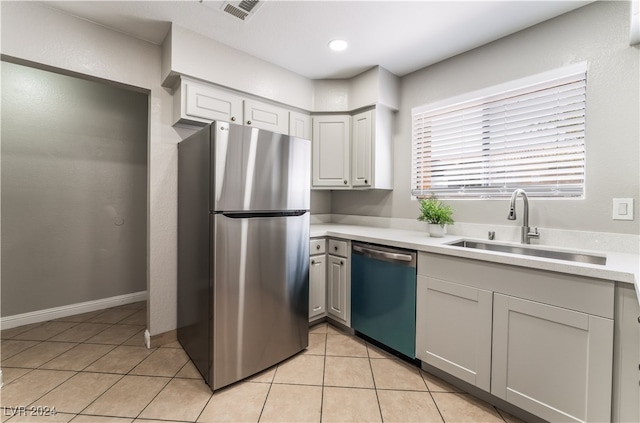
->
[211, 212, 309, 390]
[211, 122, 310, 212]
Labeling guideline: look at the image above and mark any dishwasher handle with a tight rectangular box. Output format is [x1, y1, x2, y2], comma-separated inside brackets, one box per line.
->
[353, 244, 416, 266]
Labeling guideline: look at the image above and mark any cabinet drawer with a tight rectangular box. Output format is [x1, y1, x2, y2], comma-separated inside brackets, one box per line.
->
[310, 238, 326, 255]
[328, 239, 348, 257]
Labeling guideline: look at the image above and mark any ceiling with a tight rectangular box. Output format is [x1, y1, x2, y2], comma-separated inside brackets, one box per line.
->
[40, 0, 593, 79]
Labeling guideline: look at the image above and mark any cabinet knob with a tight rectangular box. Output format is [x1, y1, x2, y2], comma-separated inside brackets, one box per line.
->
[334, 246, 338, 251]
[311, 260, 316, 265]
[343, 180, 348, 185]
[364, 179, 368, 184]
[340, 260, 344, 266]
[316, 245, 321, 250]
[638, 316, 640, 324]
[247, 120, 252, 125]
[231, 117, 236, 122]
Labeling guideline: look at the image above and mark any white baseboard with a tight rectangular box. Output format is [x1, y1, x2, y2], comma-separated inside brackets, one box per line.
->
[0, 291, 147, 330]
[144, 329, 151, 349]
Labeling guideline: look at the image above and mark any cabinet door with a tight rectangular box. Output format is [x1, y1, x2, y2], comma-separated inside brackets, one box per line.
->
[184, 79, 242, 123]
[492, 294, 613, 423]
[309, 255, 326, 320]
[243, 100, 289, 134]
[351, 110, 373, 188]
[312, 115, 351, 188]
[416, 276, 493, 391]
[327, 254, 348, 323]
[289, 111, 312, 140]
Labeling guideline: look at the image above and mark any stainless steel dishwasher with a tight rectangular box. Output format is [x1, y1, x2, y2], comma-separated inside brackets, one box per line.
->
[351, 242, 417, 359]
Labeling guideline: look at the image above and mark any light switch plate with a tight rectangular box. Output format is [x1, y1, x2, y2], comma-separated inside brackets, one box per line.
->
[612, 198, 634, 220]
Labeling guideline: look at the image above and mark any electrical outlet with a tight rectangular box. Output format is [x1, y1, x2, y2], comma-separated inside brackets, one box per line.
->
[612, 198, 634, 220]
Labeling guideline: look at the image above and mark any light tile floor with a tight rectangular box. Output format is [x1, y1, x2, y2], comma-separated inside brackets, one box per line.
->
[1, 302, 526, 423]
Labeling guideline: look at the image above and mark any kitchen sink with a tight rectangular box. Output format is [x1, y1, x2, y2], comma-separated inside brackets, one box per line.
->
[447, 240, 607, 265]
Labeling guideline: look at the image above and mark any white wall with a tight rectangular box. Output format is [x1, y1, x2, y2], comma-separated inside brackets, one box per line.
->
[332, 0, 640, 236]
[0, 1, 179, 335]
[164, 25, 314, 111]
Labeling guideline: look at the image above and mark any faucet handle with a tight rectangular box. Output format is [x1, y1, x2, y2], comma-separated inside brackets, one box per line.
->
[528, 227, 540, 239]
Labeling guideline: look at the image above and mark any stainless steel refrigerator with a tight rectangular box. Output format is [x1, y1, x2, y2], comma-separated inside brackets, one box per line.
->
[177, 121, 310, 391]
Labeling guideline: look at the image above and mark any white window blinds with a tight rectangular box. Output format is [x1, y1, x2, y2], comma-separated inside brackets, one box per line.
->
[411, 63, 587, 199]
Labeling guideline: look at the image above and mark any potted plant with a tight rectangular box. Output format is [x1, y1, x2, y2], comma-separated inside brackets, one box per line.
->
[417, 197, 454, 237]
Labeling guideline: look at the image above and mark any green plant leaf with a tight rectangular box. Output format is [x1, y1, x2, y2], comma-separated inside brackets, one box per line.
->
[417, 197, 454, 225]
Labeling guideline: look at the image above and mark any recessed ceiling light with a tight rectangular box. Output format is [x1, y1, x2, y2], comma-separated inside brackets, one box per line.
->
[328, 39, 348, 52]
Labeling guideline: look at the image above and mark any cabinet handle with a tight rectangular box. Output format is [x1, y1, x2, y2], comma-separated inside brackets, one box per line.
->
[247, 120, 252, 125]
[231, 117, 236, 122]
[316, 245, 321, 250]
[638, 316, 640, 324]
[343, 180, 347, 185]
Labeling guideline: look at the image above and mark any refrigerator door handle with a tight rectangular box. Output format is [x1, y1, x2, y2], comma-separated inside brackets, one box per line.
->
[221, 210, 308, 219]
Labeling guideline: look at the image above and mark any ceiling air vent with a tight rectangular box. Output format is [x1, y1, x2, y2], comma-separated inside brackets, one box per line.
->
[219, 0, 264, 21]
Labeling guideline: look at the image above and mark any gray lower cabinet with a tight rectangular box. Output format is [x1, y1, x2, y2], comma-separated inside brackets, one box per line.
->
[416, 252, 615, 423]
[327, 254, 348, 324]
[309, 237, 350, 326]
[416, 276, 493, 391]
[327, 239, 350, 326]
[492, 294, 614, 423]
[309, 254, 326, 320]
[309, 238, 327, 321]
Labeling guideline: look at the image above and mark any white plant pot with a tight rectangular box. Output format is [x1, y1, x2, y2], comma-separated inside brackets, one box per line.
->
[428, 223, 446, 238]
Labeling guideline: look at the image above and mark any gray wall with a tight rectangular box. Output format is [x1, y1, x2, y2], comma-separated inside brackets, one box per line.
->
[332, 1, 640, 235]
[311, 190, 332, 214]
[1, 61, 148, 316]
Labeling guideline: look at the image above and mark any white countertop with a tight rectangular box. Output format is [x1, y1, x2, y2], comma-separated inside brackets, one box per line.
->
[311, 223, 640, 304]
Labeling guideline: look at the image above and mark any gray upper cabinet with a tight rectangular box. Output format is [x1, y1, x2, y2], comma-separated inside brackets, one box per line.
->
[312, 106, 393, 190]
[174, 77, 242, 125]
[351, 110, 373, 188]
[312, 115, 351, 188]
[289, 111, 312, 140]
[173, 76, 300, 135]
[351, 107, 393, 190]
[243, 99, 289, 134]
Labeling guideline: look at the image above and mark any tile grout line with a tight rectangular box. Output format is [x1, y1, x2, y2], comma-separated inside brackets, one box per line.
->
[40, 342, 117, 373]
[319, 326, 328, 423]
[131, 372, 180, 421]
[256, 363, 277, 422]
[419, 367, 447, 423]
[20, 368, 79, 413]
[0, 339, 46, 363]
[72, 372, 127, 418]
[365, 340, 385, 423]
[5, 309, 511, 423]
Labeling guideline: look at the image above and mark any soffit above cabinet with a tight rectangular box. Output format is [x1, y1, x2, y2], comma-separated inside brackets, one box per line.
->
[164, 25, 400, 113]
[44, 0, 593, 80]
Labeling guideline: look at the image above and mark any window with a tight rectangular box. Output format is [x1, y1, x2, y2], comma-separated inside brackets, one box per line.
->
[411, 63, 587, 199]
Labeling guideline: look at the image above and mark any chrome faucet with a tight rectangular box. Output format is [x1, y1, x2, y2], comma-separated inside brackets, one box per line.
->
[508, 189, 540, 244]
